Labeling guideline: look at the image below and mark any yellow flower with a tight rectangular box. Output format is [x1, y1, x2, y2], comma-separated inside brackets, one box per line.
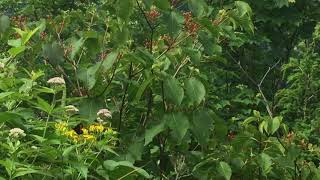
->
[55, 122, 68, 133]
[64, 130, 77, 138]
[83, 134, 96, 141]
[82, 128, 89, 135]
[89, 124, 104, 133]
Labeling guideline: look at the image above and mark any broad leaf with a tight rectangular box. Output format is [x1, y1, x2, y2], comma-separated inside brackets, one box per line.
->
[164, 76, 184, 105]
[145, 121, 165, 145]
[185, 77, 206, 105]
[217, 161, 232, 180]
[165, 112, 189, 143]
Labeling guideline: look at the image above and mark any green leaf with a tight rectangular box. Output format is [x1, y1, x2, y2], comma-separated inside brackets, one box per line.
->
[188, 0, 206, 17]
[257, 153, 272, 175]
[62, 145, 79, 158]
[217, 161, 232, 180]
[235, 1, 252, 17]
[265, 116, 282, 135]
[8, 39, 22, 47]
[42, 42, 64, 65]
[127, 139, 144, 161]
[8, 46, 26, 57]
[77, 63, 101, 90]
[154, 0, 170, 10]
[191, 110, 213, 145]
[103, 160, 151, 178]
[185, 77, 206, 105]
[164, 76, 184, 105]
[273, 0, 289, 8]
[21, 22, 44, 44]
[101, 51, 118, 72]
[117, 0, 134, 22]
[165, 112, 190, 142]
[134, 77, 154, 103]
[0, 92, 14, 101]
[0, 112, 26, 131]
[145, 121, 165, 145]
[78, 98, 104, 121]
[13, 168, 52, 178]
[165, 11, 184, 37]
[70, 37, 85, 60]
[0, 15, 10, 33]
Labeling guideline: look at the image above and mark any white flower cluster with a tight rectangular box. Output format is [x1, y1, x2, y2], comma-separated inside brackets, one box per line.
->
[9, 128, 26, 138]
[65, 105, 79, 114]
[96, 109, 112, 123]
[47, 77, 65, 85]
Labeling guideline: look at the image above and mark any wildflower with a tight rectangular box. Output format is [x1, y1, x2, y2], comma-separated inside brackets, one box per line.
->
[82, 128, 89, 135]
[47, 77, 65, 85]
[89, 124, 104, 133]
[96, 117, 103, 123]
[55, 122, 68, 133]
[65, 105, 79, 114]
[9, 128, 26, 138]
[97, 109, 112, 119]
[83, 134, 96, 141]
[64, 130, 80, 142]
[105, 127, 117, 135]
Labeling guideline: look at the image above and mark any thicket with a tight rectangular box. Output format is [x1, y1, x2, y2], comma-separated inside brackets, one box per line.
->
[0, 0, 320, 179]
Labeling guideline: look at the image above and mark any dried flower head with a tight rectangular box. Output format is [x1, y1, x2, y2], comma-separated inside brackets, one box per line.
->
[9, 128, 26, 138]
[97, 109, 112, 119]
[65, 105, 79, 114]
[47, 77, 65, 85]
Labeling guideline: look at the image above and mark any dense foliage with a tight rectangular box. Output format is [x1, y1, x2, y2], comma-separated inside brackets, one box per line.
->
[0, 0, 320, 179]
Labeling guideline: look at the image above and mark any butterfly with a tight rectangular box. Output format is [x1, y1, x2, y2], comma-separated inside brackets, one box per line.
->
[73, 123, 84, 135]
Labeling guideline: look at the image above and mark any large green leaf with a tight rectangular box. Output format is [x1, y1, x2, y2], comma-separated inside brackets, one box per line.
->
[165, 112, 189, 142]
[188, 0, 206, 17]
[117, 0, 134, 22]
[191, 110, 213, 145]
[77, 63, 101, 90]
[42, 42, 64, 65]
[0, 15, 10, 33]
[257, 153, 272, 175]
[103, 160, 151, 179]
[101, 51, 118, 72]
[164, 76, 184, 105]
[217, 161, 232, 180]
[70, 37, 85, 60]
[78, 98, 104, 121]
[185, 77, 206, 105]
[235, 1, 252, 17]
[145, 121, 166, 145]
[154, 0, 170, 10]
[164, 11, 184, 37]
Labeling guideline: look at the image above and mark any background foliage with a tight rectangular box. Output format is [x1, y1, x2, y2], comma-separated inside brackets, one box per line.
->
[1, 0, 320, 179]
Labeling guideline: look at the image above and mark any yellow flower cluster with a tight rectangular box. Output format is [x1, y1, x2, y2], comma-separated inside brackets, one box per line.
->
[88, 124, 104, 133]
[55, 122, 99, 143]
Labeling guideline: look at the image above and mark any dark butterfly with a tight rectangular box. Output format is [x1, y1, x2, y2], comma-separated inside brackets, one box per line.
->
[73, 123, 84, 135]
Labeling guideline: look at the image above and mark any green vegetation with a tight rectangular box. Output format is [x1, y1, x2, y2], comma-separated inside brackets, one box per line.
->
[0, 0, 320, 179]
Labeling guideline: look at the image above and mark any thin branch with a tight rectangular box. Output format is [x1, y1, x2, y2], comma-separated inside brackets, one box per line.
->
[118, 62, 133, 132]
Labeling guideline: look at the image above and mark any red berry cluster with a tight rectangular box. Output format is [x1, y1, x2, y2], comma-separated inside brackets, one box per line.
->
[227, 131, 236, 141]
[11, 16, 27, 28]
[146, 9, 160, 22]
[160, 34, 174, 45]
[40, 32, 47, 40]
[183, 12, 199, 35]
